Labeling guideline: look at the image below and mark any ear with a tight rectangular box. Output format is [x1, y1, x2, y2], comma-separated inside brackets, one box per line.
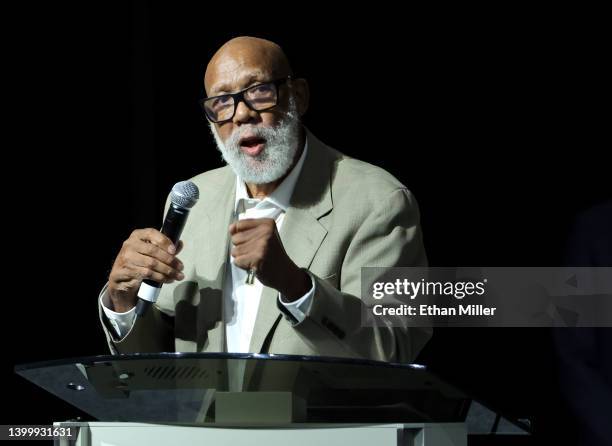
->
[292, 78, 310, 117]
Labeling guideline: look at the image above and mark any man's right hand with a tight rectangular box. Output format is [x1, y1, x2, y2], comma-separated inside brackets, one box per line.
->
[108, 228, 185, 313]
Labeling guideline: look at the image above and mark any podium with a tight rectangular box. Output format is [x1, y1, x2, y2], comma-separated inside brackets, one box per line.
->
[15, 353, 528, 445]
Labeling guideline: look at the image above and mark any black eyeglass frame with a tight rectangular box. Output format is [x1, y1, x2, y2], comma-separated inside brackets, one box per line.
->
[201, 76, 292, 124]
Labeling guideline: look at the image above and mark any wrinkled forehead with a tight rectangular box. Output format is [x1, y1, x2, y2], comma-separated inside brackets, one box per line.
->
[205, 46, 288, 96]
[206, 63, 272, 96]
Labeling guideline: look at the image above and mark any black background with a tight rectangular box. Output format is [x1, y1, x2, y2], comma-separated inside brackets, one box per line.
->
[4, 2, 609, 444]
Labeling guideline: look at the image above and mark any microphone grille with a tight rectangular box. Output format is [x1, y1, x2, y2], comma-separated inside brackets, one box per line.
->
[170, 181, 199, 209]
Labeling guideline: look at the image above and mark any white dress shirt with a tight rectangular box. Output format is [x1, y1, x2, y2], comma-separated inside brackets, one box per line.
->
[102, 143, 315, 351]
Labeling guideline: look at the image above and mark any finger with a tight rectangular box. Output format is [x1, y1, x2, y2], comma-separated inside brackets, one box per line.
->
[110, 267, 140, 285]
[173, 256, 185, 271]
[230, 218, 273, 234]
[127, 264, 170, 283]
[131, 239, 177, 266]
[133, 228, 176, 254]
[230, 245, 242, 259]
[128, 252, 184, 280]
[231, 233, 266, 257]
[230, 226, 260, 246]
[232, 255, 258, 271]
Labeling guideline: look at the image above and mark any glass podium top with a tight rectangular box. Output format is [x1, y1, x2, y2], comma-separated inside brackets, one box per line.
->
[16, 353, 479, 425]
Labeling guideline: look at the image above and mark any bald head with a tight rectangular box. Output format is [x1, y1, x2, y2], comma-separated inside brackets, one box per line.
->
[205, 37, 293, 96]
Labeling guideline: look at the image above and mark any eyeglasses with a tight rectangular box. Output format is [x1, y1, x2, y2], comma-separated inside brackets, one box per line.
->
[201, 77, 291, 124]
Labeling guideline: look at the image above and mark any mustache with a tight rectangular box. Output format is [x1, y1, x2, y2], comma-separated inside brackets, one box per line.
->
[226, 125, 274, 149]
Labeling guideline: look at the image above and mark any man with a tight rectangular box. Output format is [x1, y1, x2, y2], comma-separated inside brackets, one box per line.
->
[99, 36, 430, 362]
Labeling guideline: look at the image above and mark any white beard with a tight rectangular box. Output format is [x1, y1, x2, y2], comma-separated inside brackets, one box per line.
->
[209, 96, 301, 185]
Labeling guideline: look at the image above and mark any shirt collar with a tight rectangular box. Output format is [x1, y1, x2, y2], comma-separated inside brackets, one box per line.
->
[235, 139, 308, 213]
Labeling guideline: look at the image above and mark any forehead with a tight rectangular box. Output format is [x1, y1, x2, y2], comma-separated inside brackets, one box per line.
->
[206, 51, 275, 96]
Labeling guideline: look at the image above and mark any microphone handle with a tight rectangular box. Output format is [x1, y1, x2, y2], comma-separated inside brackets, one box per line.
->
[135, 204, 189, 316]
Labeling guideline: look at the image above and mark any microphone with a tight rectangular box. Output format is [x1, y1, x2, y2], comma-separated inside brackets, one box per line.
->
[135, 180, 199, 316]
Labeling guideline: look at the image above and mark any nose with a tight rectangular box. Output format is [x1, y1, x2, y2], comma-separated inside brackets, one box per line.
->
[232, 99, 259, 125]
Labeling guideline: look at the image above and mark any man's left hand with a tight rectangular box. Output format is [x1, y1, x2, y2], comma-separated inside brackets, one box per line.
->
[229, 218, 311, 301]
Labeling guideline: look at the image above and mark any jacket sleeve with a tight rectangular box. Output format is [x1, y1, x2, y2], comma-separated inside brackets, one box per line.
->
[291, 188, 431, 363]
[98, 282, 175, 354]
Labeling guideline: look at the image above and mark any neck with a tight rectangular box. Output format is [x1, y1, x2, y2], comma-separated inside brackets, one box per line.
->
[245, 127, 306, 199]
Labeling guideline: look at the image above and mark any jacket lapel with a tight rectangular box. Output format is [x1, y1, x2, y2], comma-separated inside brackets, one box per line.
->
[249, 131, 334, 353]
[195, 168, 236, 352]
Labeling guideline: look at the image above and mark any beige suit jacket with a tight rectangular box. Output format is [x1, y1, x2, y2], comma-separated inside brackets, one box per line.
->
[99, 130, 431, 363]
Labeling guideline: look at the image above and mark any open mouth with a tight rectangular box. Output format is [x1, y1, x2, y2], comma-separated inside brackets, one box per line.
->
[239, 136, 266, 156]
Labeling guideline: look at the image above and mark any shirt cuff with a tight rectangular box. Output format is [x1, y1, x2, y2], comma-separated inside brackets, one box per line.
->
[100, 292, 137, 338]
[278, 271, 315, 324]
